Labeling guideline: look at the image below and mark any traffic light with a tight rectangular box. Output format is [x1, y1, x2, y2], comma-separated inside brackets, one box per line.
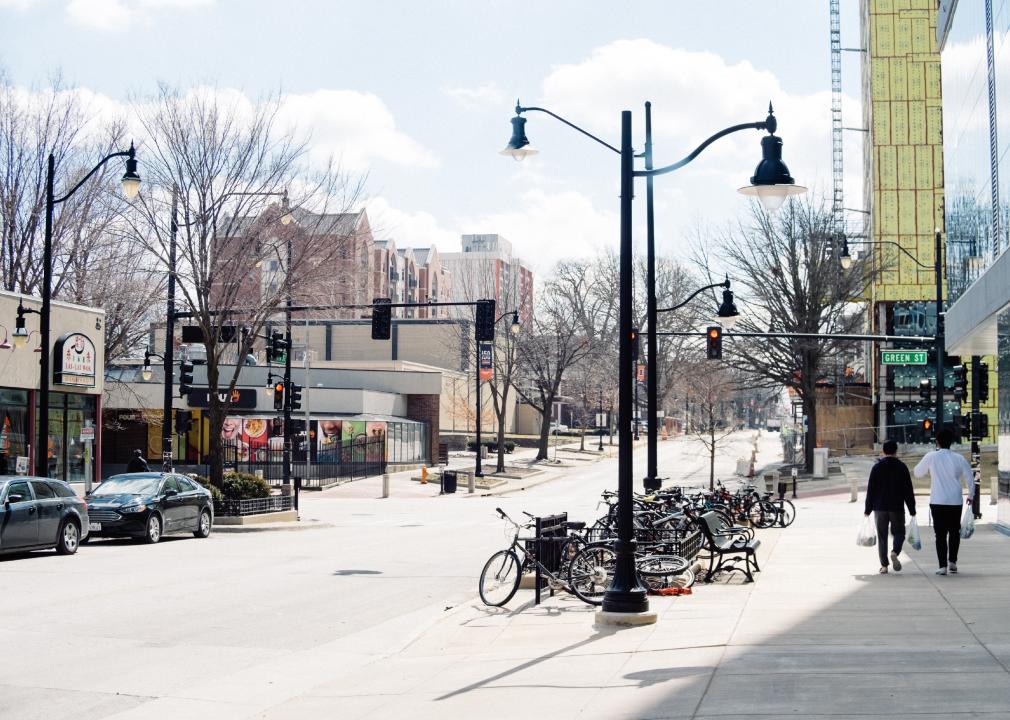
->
[268, 332, 288, 363]
[179, 361, 194, 398]
[922, 417, 934, 440]
[475, 299, 496, 342]
[273, 381, 285, 411]
[630, 328, 640, 359]
[955, 413, 971, 440]
[918, 378, 932, 402]
[371, 298, 392, 340]
[174, 410, 193, 435]
[288, 382, 302, 411]
[976, 361, 990, 403]
[972, 412, 989, 439]
[952, 364, 968, 402]
[706, 326, 722, 360]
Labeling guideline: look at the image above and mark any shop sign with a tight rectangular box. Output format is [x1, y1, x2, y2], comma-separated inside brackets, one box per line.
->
[479, 343, 493, 382]
[53, 333, 97, 387]
[187, 388, 258, 409]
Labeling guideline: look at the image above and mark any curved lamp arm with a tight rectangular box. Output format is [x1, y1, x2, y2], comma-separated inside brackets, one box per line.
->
[516, 103, 620, 155]
[657, 279, 730, 314]
[54, 147, 135, 205]
[639, 121, 770, 178]
[847, 238, 932, 269]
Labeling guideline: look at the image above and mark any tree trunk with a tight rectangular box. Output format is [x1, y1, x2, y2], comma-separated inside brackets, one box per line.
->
[802, 392, 816, 472]
[536, 405, 552, 460]
[709, 419, 716, 491]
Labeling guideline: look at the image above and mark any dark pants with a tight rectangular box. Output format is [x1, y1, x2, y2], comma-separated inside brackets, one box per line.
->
[930, 504, 962, 568]
[874, 510, 905, 567]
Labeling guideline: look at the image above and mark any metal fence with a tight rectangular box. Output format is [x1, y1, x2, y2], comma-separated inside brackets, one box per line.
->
[215, 495, 294, 517]
[218, 438, 386, 488]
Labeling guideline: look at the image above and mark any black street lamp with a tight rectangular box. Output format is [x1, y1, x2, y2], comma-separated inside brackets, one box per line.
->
[502, 100, 803, 619]
[839, 231, 944, 434]
[31, 144, 139, 478]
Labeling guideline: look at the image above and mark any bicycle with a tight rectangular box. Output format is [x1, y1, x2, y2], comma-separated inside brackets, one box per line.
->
[478, 508, 587, 607]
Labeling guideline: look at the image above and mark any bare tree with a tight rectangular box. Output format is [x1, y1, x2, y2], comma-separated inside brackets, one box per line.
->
[684, 362, 740, 490]
[126, 84, 363, 485]
[696, 198, 876, 471]
[516, 262, 594, 460]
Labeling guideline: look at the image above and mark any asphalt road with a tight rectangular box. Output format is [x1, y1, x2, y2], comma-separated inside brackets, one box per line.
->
[0, 431, 780, 720]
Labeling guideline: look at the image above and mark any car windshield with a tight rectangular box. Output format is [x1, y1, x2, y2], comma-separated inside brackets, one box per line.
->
[92, 474, 161, 497]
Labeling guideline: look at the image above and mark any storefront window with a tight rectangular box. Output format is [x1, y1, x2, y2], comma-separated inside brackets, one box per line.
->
[0, 389, 29, 475]
[36, 392, 97, 485]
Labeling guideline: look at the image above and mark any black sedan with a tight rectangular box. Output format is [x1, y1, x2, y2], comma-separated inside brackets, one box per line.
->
[0, 476, 89, 555]
[86, 473, 213, 544]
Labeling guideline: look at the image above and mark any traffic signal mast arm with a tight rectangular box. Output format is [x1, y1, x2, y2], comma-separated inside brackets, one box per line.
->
[656, 330, 936, 344]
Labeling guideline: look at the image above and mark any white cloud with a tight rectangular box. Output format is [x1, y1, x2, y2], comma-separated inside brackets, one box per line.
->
[276, 90, 439, 173]
[366, 197, 458, 249]
[443, 83, 508, 110]
[0, 0, 42, 9]
[65, 0, 213, 30]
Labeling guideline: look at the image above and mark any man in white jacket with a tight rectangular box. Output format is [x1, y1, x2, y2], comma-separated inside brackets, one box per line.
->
[913, 427, 975, 575]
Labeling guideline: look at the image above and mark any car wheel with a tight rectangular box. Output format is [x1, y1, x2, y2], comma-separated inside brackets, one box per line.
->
[143, 514, 162, 544]
[193, 509, 212, 539]
[56, 519, 80, 555]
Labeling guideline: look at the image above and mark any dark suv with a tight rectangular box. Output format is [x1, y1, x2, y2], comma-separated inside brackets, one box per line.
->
[0, 477, 89, 555]
[86, 473, 213, 544]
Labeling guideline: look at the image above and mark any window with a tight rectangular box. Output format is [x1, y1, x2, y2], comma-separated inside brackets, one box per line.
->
[5, 481, 31, 502]
[162, 477, 181, 494]
[48, 482, 77, 498]
[176, 477, 197, 492]
[30, 481, 55, 499]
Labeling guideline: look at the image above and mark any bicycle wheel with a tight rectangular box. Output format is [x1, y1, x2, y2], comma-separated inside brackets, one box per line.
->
[479, 550, 522, 607]
[637, 556, 695, 590]
[778, 499, 796, 527]
[568, 544, 616, 606]
[746, 500, 767, 527]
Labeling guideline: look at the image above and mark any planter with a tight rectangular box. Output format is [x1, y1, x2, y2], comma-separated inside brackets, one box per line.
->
[214, 495, 293, 517]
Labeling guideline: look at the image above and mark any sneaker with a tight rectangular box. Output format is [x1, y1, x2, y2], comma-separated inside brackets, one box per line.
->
[936, 567, 948, 576]
[878, 566, 888, 574]
[890, 552, 902, 572]
[949, 562, 958, 574]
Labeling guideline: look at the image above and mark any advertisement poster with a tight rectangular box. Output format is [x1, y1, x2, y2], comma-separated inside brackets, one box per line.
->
[479, 343, 493, 381]
[366, 421, 386, 462]
[220, 416, 272, 461]
[342, 421, 368, 463]
[318, 420, 343, 459]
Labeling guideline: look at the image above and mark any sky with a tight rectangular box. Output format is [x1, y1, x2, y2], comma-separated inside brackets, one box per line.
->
[0, 0, 865, 276]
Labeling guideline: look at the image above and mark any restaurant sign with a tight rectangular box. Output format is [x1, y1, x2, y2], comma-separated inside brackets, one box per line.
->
[53, 333, 97, 387]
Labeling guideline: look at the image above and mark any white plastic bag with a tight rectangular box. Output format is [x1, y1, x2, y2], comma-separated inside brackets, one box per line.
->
[906, 516, 922, 551]
[856, 516, 877, 547]
[960, 504, 976, 540]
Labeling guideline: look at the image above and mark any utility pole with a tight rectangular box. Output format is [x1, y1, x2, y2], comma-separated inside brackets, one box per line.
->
[162, 185, 178, 471]
[971, 355, 983, 519]
[934, 229, 944, 434]
[283, 231, 296, 515]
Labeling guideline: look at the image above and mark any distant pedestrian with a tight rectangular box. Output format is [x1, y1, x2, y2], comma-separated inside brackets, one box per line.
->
[914, 427, 974, 575]
[126, 449, 149, 473]
[865, 439, 916, 574]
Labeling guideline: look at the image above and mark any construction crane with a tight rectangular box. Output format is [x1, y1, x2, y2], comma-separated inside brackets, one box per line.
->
[830, 0, 844, 242]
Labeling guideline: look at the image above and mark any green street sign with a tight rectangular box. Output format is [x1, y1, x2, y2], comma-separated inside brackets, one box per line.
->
[881, 350, 928, 365]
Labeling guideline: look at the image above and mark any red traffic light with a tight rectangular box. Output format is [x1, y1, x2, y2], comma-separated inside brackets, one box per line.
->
[706, 326, 723, 360]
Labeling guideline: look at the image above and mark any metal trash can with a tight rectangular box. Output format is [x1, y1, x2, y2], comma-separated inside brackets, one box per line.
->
[813, 447, 829, 479]
[442, 470, 457, 494]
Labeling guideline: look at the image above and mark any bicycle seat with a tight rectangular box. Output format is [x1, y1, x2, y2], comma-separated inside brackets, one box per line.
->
[565, 521, 586, 530]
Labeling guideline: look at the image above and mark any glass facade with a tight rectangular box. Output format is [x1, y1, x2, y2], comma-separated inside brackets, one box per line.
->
[0, 389, 29, 475]
[35, 392, 98, 485]
[998, 308, 1010, 526]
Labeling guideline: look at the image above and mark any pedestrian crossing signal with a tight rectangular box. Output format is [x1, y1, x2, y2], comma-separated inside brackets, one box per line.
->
[706, 326, 722, 360]
[922, 417, 934, 440]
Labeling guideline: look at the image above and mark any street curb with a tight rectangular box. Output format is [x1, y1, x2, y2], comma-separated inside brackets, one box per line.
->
[212, 519, 334, 533]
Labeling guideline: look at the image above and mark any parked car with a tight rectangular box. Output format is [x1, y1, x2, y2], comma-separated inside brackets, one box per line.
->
[85, 473, 213, 544]
[0, 476, 89, 555]
[549, 423, 569, 433]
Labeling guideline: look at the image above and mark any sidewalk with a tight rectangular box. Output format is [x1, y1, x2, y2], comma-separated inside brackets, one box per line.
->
[256, 490, 1010, 720]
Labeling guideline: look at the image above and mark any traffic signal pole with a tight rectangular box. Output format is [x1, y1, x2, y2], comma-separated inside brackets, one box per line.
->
[283, 232, 296, 516]
[934, 229, 945, 439]
[971, 355, 982, 519]
[162, 185, 178, 471]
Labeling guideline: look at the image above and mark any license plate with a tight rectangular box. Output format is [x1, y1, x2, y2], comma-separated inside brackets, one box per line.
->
[89, 523, 101, 532]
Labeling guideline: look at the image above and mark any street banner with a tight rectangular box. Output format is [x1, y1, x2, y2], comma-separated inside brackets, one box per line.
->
[479, 343, 493, 381]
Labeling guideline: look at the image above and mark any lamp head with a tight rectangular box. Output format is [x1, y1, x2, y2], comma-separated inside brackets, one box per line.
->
[121, 142, 141, 200]
[839, 237, 853, 269]
[12, 311, 27, 349]
[510, 311, 521, 335]
[716, 284, 740, 330]
[737, 104, 806, 211]
[499, 106, 538, 161]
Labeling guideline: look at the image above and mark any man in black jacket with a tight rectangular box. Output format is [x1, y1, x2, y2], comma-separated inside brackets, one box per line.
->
[864, 440, 916, 573]
[126, 449, 150, 473]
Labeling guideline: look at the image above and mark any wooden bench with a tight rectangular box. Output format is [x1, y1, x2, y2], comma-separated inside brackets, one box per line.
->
[697, 511, 761, 583]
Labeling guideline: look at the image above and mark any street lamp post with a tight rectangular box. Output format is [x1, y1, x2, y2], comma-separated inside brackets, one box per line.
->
[597, 388, 605, 452]
[31, 144, 140, 478]
[840, 231, 944, 432]
[644, 278, 739, 491]
[502, 100, 803, 618]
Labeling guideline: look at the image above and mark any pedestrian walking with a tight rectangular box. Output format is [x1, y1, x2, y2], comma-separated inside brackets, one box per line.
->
[914, 427, 975, 576]
[126, 449, 150, 473]
[864, 439, 916, 574]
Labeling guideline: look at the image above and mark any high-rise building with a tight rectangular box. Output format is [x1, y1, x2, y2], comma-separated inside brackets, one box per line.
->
[440, 234, 534, 322]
